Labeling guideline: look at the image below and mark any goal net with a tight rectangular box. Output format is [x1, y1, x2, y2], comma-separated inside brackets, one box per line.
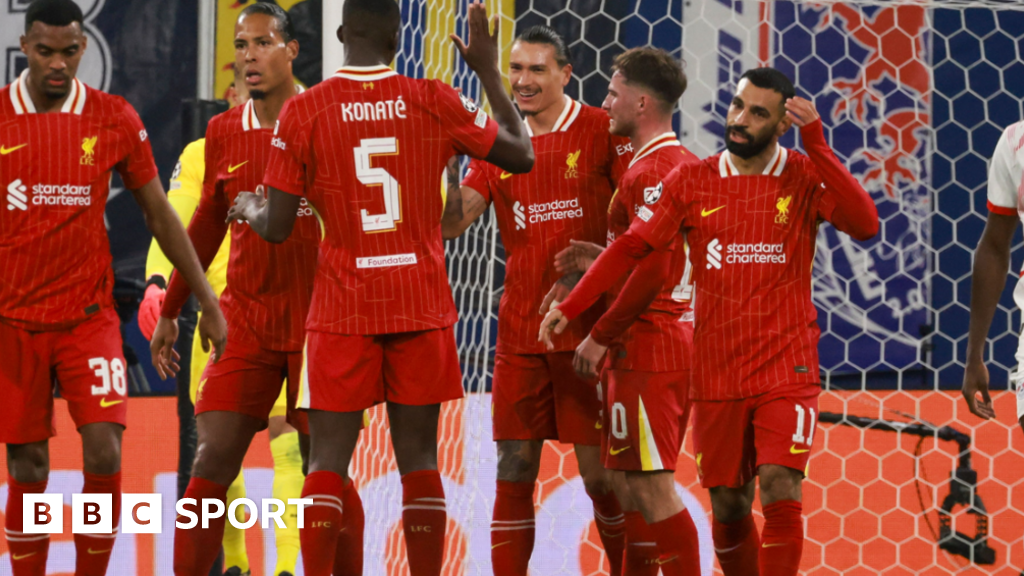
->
[349, 1, 1024, 575]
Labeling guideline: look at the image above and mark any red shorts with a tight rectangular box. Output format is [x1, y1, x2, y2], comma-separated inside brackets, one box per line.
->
[298, 327, 463, 413]
[492, 352, 601, 445]
[603, 369, 690, 471]
[195, 321, 308, 434]
[692, 384, 820, 489]
[0, 309, 127, 444]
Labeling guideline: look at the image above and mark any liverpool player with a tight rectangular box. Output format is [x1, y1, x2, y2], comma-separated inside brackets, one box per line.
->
[1, 1, 226, 575]
[146, 6, 347, 576]
[549, 48, 702, 576]
[542, 68, 879, 576]
[441, 25, 631, 576]
[227, 1, 533, 575]
[963, 119, 1024, 435]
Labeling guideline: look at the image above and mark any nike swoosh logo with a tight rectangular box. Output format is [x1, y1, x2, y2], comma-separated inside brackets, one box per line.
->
[100, 398, 124, 408]
[762, 543, 787, 548]
[499, 171, 513, 180]
[609, 446, 630, 456]
[656, 555, 678, 565]
[492, 541, 511, 549]
[1, 144, 28, 155]
[714, 544, 743, 554]
[87, 548, 112, 555]
[701, 206, 725, 217]
[789, 445, 810, 454]
[228, 161, 248, 173]
[594, 421, 603, 430]
[12, 552, 37, 560]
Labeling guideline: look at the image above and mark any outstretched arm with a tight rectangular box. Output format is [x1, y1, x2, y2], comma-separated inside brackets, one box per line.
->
[227, 185, 302, 244]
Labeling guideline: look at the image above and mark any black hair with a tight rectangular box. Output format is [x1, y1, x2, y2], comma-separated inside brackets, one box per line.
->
[515, 25, 571, 68]
[343, 0, 400, 24]
[25, 0, 84, 33]
[240, 2, 295, 43]
[612, 47, 687, 111]
[739, 67, 796, 103]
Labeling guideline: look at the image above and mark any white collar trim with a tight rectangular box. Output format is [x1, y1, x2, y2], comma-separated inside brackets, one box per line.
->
[334, 65, 397, 82]
[10, 69, 86, 115]
[241, 85, 305, 131]
[628, 132, 680, 169]
[524, 96, 580, 137]
[719, 145, 789, 177]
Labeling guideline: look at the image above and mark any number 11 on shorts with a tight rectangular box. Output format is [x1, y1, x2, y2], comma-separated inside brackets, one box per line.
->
[791, 404, 815, 447]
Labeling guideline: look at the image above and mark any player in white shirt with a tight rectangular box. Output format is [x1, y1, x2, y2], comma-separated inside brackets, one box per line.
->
[963, 120, 1024, 434]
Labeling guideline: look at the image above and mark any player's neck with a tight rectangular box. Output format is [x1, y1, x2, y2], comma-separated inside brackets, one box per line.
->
[729, 141, 779, 176]
[24, 72, 71, 114]
[629, 121, 676, 154]
[252, 82, 298, 126]
[342, 51, 391, 69]
[525, 94, 568, 136]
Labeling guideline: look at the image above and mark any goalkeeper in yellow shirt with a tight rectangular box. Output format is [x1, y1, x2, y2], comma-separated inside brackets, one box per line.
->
[138, 79, 308, 576]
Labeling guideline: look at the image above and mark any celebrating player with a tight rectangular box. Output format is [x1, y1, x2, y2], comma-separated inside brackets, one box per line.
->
[145, 6, 343, 576]
[542, 68, 879, 576]
[0, 1, 226, 575]
[962, 119, 1024, 436]
[227, 1, 533, 575]
[547, 47, 702, 576]
[441, 25, 631, 576]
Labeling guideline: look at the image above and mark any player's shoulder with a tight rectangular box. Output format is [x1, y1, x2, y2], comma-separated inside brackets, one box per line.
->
[0, 82, 13, 116]
[179, 138, 205, 164]
[780, 147, 817, 179]
[995, 120, 1024, 157]
[82, 84, 134, 118]
[203, 105, 246, 143]
[572, 102, 612, 132]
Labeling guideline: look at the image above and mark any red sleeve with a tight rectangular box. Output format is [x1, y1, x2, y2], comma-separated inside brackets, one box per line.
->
[630, 166, 691, 251]
[461, 158, 497, 203]
[609, 134, 634, 186]
[803, 119, 879, 241]
[115, 101, 159, 189]
[160, 135, 230, 319]
[434, 82, 500, 161]
[557, 231, 653, 320]
[590, 247, 671, 345]
[263, 99, 311, 197]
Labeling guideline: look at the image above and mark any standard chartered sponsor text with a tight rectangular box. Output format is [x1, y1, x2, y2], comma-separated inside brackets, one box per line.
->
[725, 242, 786, 264]
[528, 197, 583, 224]
[33, 183, 93, 206]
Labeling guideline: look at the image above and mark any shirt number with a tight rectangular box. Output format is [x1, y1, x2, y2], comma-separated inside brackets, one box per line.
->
[671, 248, 695, 302]
[355, 137, 401, 232]
[89, 357, 127, 396]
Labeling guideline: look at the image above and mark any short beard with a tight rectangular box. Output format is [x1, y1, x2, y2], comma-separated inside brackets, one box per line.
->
[43, 86, 70, 100]
[724, 125, 774, 160]
[249, 90, 267, 100]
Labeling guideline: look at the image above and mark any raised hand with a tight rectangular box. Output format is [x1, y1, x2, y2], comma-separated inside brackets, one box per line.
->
[554, 240, 604, 275]
[450, 1, 500, 75]
[227, 185, 267, 223]
[785, 96, 820, 127]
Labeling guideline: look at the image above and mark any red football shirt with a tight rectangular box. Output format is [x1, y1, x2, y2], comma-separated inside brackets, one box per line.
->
[461, 97, 631, 354]
[263, 65, 500, 335]
[0, 70, 158, 330]
[162, 99, 320, 351]
[601, 133, 699, 372]
[632, 123, 877, 399]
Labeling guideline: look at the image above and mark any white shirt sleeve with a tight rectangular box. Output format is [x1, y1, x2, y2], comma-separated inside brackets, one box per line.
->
[988, 125, 1021, 215]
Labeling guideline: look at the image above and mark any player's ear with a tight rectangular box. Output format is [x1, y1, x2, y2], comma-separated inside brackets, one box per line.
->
[560, 63, 572, 88]
[776, 113, 793, 138]
[336, 24, 345, 45]
[286, 39, 299, 61]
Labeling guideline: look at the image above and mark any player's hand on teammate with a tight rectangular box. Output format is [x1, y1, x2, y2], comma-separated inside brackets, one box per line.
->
[962, 361, 996, 419]
[554, 240, 604, 275]
[539, 273, 581, 316]
[227, 185, 267, 223]
[138, 278, 166, 340]
[538, 308, 570, 351]
[150, 316, 181, 380]
[785, 96, 820, 127]
[450, 1, 500, 74]
[573, 335, 608, 379]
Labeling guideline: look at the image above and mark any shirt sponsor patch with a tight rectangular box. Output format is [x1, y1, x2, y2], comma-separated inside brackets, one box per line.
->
[356, 253, 418, 268]
[474, 109, 488, 129]
[637, 206, 654, 222]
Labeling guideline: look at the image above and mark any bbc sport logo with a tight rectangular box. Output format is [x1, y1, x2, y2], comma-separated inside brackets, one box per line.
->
[21, 494, 312, 534]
